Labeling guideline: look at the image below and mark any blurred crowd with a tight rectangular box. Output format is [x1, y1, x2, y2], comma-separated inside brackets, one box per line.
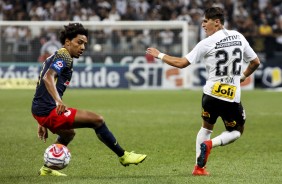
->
[0, 0, 282, 62]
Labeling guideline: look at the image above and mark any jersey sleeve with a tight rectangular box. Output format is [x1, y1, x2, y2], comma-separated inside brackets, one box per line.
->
[50, 59, 66, 75]
[242, 36, 257, 63]
[50, 48, 72, 75]
[185, 40, 207, 64]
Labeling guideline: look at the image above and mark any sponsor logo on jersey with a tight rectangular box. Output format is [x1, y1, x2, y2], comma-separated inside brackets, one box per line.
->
[53, 60, 64, 70]
[215, 41, 242, 49]
[212, 82, 236, 100]
[217, 35, 240, 44]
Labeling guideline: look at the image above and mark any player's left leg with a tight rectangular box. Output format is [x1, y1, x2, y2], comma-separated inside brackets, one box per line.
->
[55, 129, 76, 146]
[212, 101, 245, 148]
[73, 109, 147, 166]
[73, 109, 126, 156]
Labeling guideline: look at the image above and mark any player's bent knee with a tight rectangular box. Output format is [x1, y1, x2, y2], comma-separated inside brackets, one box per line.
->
[95, 115, 104, 124]
[87, 112, 104, 128]
[91, 114, 104, 125]
[95, 117, 105, 128]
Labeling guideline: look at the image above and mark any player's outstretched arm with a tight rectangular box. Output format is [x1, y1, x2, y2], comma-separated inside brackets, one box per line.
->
[146, 47, 190, 69]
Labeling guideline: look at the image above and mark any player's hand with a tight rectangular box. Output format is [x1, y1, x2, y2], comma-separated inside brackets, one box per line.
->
[56, 100, 66, 115]
[38, 125, 48, 143]
[146, 48, 161, 58]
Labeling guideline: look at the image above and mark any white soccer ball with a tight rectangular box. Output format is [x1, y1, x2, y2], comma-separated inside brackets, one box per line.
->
[44, 144, 71, 170]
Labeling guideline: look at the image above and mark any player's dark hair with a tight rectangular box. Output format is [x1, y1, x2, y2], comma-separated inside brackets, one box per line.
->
[59, 23, 88, 44]
[204, 7, 225, 25]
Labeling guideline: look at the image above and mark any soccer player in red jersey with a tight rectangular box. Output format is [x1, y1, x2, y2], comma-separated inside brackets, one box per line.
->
[32, 23, 146, 176]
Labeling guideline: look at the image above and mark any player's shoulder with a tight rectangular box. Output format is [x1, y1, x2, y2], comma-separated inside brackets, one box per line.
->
[56, 48, 71, 59]
[199, 33, 218, 48]
[55, 48, 72, 67]
[224, 29, 245, 39]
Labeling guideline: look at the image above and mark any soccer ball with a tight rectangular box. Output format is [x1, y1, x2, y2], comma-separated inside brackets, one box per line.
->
[44, 144, 71, 170]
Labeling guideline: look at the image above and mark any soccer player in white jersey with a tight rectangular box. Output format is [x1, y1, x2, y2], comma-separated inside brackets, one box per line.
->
[146, 7, 260, 176]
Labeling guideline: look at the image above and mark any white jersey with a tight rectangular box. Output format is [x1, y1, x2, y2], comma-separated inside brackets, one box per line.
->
[185, 29, 257, 103]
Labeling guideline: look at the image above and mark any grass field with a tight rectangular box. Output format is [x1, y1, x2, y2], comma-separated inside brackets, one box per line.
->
[0, 89, 281, 184]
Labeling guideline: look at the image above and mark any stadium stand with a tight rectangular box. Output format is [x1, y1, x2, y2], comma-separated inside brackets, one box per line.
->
[0, 0, 281, 63]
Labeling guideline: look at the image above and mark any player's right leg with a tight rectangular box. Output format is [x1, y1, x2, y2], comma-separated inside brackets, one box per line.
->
[194, 125, 213, 175]
[33, 108, 75, 176]
[197, 139, 212, 168]
[38, 130, 75, 177]
[55, 129, 76, 146]
[73, 109, 147, 166]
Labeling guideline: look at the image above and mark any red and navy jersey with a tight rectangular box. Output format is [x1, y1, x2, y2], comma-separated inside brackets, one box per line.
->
[32, 48, 73, 116]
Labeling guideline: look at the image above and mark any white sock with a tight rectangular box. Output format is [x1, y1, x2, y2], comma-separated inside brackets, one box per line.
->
[195, 127, 213, 163]
[212, 130, 241, 147]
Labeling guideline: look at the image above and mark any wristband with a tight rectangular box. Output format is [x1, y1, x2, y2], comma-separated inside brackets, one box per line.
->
[241, 73, 247, 80]
[157, 53, 166, 60]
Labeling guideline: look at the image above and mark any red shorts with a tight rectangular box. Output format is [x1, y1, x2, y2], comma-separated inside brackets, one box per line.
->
[32, 108, 77, 133]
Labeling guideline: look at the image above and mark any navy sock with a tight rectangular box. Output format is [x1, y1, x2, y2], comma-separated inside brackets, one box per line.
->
[95, 123, 125, 157]
[56, 136, 70, 146]
[56, 134, 75, 146]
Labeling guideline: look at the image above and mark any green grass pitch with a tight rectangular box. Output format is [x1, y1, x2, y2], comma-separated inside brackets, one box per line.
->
[0, 89, 281, 184]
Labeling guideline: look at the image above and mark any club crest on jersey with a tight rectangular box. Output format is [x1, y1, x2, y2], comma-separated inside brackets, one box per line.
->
[64, 110, 71, 117]
[224, 120, 237, 127]
[201, 109, 210, 118]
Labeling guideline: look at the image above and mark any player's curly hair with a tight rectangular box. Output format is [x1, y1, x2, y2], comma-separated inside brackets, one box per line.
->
[204, 7, 225, 25]
[59, 23, 88, 44]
